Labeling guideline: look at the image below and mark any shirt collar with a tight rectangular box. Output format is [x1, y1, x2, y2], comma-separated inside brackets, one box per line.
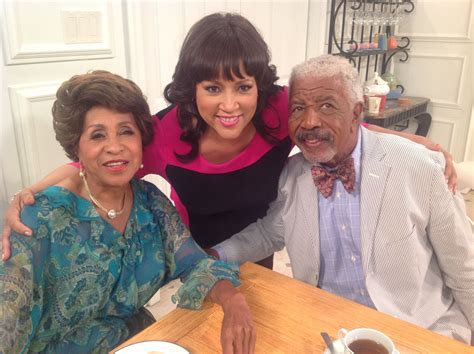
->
[351, 128, 362, 184]
[310, 129, 362, 182]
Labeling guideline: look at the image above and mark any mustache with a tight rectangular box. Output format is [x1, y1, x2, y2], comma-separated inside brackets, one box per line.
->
[296, 129, 332, 142]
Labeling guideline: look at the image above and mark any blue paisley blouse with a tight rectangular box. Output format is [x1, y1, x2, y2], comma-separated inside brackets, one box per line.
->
[0, 179, 239, 353]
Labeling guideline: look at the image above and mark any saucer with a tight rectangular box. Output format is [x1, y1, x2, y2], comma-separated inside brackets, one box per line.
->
[116, 340, 189, 354]
[323, 338, 345, 354]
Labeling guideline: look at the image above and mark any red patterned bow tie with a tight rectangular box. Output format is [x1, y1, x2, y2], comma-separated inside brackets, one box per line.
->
[311, 157, 356, 198]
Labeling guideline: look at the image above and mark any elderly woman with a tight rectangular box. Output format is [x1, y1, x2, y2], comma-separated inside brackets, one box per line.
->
[0, 71, 255, 353]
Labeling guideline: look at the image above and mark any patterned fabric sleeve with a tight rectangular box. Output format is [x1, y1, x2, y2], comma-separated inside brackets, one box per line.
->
[149, 185, 240, 310]
[171, 242, 241, 310]
[0, 200, 46, 353]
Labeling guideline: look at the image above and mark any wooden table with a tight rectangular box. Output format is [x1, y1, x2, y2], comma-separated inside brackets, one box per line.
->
[364, 96, 431, 136]
[113, 262, 472, 353]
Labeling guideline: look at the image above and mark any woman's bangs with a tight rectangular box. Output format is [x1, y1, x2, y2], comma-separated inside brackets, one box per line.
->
[193, 41, 251, 82]
[220, 41, 247, 80]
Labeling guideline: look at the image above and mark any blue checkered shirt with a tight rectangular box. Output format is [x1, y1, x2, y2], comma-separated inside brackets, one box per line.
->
[317, 130, 375, 308]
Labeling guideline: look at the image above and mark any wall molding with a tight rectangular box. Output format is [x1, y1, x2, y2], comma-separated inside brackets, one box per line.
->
[399, 1, 472, 42]
[8, 82, 60, 186]
[398, 34, 471, 43]
[408, 53, 466, 110]
[1, 2, 115, 65]
[464, 106, 474, 161]
[306, 0, 328, 58]
[124, 0, 166, 113]
[430, 119, 456, 153]
[0, 160, 5, 202]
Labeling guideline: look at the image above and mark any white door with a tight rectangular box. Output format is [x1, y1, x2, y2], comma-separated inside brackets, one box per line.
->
[395, 0, 473, 162]
[1, 1, 128, 201]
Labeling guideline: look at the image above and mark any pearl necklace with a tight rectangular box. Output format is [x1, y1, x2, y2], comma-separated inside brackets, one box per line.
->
[80, 171, 126, 219]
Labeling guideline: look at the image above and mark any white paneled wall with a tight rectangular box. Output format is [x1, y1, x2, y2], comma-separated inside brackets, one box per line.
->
[395, 0, 473, 162]
[1, 1, 115, 65]
[8, 82, 67, 187]
[1, 0, 128, 201]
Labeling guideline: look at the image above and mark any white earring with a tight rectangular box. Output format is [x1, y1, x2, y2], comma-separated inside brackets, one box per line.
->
[140, 164, 144, 169]
[79, 164, 85, 177]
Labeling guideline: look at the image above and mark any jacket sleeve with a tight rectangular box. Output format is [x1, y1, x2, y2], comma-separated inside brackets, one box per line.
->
[215, 165, 289, 264]
[427, 154, 474, 330]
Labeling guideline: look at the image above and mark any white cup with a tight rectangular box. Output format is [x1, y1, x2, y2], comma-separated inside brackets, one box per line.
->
[367, 96, 382, 115]
[337, 328, 399, 354]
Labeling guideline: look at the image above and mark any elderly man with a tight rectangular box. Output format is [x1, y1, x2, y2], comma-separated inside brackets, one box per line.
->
[213, 55, 473, 343]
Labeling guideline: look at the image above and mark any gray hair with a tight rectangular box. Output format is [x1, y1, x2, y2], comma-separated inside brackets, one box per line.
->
[289, 55, 363, 104]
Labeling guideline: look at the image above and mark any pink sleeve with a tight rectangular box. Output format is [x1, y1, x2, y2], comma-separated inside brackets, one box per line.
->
[135, 115, 166, 179]
[68, 162, 81, 169]
[361, 122, 369, 128]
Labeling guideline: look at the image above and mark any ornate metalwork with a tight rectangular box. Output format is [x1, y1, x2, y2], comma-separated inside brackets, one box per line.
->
[328, 0, 414, 79]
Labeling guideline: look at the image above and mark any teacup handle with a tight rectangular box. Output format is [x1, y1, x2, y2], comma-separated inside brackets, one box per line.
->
[396, 84, 405, 94]
[337, 328, 348, 340]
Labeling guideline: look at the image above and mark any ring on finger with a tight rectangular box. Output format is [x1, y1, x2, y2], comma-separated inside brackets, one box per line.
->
[10, 189, 23, 202]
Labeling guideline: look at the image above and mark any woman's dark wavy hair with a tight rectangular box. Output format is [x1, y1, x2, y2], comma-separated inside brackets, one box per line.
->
[52, 70, 154, 162]
[164, 12, 282, 162]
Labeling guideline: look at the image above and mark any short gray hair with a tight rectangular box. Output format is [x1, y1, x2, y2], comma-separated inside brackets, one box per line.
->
[289, 55, 363, 104]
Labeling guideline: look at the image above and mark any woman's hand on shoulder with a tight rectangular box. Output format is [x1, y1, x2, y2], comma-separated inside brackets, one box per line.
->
[2, 164, 80, 260]
[2, 189, 35, 261]
[432, 144, 457, 193]
[421, 141, 457, 192]
[364, 124, 457, 192]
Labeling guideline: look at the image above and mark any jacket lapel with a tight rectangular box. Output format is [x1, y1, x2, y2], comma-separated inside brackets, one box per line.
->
[359, 128, 390, 274]
[296, 161, 321, 275]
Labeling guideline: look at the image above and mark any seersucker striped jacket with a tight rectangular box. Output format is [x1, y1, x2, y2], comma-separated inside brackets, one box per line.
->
[219, 126, 474, 344]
